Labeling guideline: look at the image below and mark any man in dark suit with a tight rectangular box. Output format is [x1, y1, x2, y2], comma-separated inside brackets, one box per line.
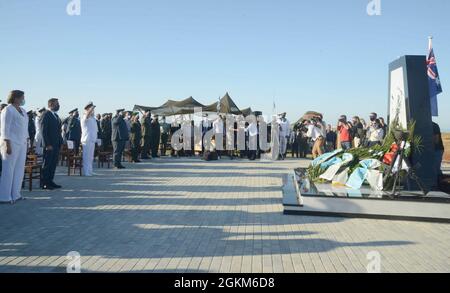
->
[111, 109, 129, 169]
[96, 113, 103, 141]
[100, 113, 112, 151]
[41, 98, 64, 190]
[149, 115, 161, 158]
[66, 108, 82, 154]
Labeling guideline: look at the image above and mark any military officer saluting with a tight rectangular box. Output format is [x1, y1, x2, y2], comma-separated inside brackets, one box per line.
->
[130, 112, 142, 163]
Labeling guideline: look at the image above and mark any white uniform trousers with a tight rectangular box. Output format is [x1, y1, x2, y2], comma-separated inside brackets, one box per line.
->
[82, 142, 96, 176]
[34, 135, 44, 155]
[0, 142, 27, 202]
[279, 135, 288, 155]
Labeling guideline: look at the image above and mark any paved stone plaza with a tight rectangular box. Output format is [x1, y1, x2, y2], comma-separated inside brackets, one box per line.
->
[0, 158, 449, 273]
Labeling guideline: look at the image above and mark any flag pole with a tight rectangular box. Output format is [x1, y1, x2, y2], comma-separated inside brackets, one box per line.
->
[428, 36, 433, 50]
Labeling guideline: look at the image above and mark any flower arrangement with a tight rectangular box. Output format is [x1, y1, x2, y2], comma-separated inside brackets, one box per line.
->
[306, 120, 422, 191]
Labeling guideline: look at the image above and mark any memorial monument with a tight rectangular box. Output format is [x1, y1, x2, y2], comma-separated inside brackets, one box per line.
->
[283, 56, 450, 222]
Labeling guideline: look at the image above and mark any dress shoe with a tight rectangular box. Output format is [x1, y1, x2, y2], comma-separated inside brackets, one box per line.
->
[42, 185, 55, 190]
[50, 183, 62, 189]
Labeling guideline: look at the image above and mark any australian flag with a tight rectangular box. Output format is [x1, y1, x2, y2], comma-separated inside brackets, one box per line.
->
[427, 37, 443, 117]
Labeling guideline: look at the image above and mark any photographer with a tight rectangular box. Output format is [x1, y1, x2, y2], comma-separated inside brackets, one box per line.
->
[351, 116, 365, 148]
[306, 117, 326, 159]
[325, 124, 337, 151]
[337, 115, 352, 150]
[294, 122, 310, 158]
[366, 118, 384, 147]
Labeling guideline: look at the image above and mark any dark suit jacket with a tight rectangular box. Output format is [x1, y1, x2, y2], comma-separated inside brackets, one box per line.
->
[111, 115, 129, 141]
[96, 119, 102, 139]
[67, 117, 81, 141]
[141, 116, 152, 137]
[42, 110, 64, 148]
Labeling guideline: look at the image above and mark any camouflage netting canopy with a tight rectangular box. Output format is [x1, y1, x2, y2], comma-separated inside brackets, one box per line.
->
[203, 92, 242, 115]
[133, 97, 205, 116]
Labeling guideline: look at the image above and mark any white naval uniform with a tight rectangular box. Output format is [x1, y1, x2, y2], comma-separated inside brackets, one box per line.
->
[34, 116, 44, 155]
[277, 118, 290, 156]
[245, 122, 258, 150]
[0, 105, 29, 202]
[212, 118, 224, 150]
[81, 114, 98, 176]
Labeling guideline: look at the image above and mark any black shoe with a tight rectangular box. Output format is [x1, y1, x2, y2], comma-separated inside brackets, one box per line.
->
[50, 183, 62, 189]
[141, 156, 150, 159]
[42, 185, 55, 190]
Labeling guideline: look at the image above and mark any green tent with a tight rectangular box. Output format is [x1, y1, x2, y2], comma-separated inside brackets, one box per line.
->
[241, 107, 253, 117]
[133, 105, 157, 113]
[203, 92, 242, 115]
[145, 97, 206, 116]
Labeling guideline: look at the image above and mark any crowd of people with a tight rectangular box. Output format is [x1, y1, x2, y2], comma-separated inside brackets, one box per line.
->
[0, 90, 446, 203]
[0, 91, 176, 204]
[287, 112, 388, 159]
[286, 111, 445, 183]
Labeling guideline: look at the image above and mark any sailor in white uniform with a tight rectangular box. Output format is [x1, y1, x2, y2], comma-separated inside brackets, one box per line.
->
[81, 102, 98, 177]
[0, 90, 29, 204]
[277, 112, 290, 160]
[34, 107, 46, 155]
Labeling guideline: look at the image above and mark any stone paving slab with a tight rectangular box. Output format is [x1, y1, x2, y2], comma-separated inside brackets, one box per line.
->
[0, 158, 449, 273]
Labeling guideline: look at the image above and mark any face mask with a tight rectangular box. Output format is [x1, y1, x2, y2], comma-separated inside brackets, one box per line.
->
[54, 105, 60, 112]
[20, 99, 26, 107]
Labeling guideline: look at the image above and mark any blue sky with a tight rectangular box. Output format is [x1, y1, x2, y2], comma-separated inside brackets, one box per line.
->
[0, 0, 449, 129]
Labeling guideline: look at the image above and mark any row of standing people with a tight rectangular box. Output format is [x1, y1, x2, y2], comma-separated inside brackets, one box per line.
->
[287, 112, 388, 159]
[0, 93, 169, 204]
[0, 93, 66, 203]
